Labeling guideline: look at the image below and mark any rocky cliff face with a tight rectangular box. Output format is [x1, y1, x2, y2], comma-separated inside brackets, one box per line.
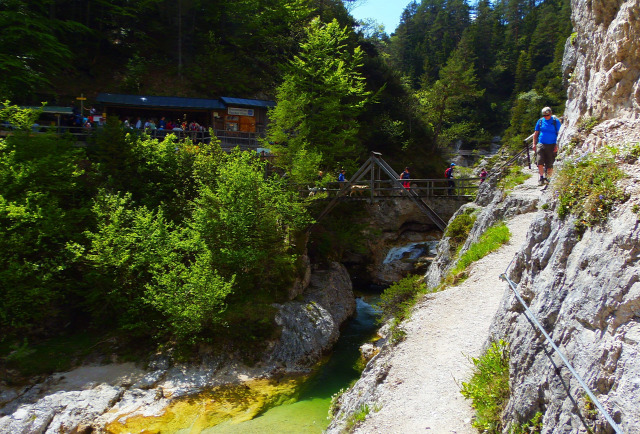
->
[346, 197, 468, 285]
[488, 0, 640, 432]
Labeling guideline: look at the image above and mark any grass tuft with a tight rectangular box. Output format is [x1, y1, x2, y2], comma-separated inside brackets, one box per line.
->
[376, 275, 431, 344]
[497, 165, 531, 193]
[345, 404, 370, 432]
[444, 223, 511, 285]
[460, 339, 511, 432]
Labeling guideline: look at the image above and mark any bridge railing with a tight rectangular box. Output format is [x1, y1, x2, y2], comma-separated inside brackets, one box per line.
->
[301, 178, 482, 198]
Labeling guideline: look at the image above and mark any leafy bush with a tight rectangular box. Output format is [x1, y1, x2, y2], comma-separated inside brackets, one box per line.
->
[555, 152, 626, 234]
[0, 104, 310, 347]
[377, 275, 429, 344]
[0, 130, 93, 332]
[377, 275, 427, 320]
[460, 340, 510, 432]
[445, 208, 477, 250]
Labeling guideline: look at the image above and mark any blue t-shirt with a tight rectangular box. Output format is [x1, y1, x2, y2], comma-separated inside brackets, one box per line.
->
[338, 173, 345, 182]
[535, 117, 562, 145]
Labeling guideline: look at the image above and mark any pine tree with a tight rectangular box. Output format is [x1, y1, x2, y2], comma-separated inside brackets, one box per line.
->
[266, 17, 371, 181]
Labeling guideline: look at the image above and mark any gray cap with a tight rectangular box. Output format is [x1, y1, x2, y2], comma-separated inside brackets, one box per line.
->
[541, 106, 552, 115]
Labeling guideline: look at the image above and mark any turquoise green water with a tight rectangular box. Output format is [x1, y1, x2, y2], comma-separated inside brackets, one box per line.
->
[203, 296, 381, 433]
[107, 295, 381, 433]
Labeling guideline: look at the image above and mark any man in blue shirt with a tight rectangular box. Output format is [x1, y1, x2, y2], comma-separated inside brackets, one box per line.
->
[533, 106, 562, 185]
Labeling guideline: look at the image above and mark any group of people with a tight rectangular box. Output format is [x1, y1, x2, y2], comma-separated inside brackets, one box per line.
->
[336, 163, 490, 196]
[121, 116, 206, 134]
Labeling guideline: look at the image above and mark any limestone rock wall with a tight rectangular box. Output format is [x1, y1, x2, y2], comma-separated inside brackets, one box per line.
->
[488, 0, 640, 431]
[562, 0, 640, 136]
[490, 162, 640, 432]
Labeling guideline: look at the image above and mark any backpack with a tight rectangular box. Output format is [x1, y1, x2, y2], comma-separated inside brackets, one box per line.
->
[537, 116, 561, 134]
[444, 167, 452, 178]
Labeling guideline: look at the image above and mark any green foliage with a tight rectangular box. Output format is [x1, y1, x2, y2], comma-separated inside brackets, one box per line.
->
[0, 2, 84, 99]
[192, 149, 310, 292]
[329, 387, 347, 418]
[1, 333, 99, 379]
[0, 101, 43, 130]
[555, 152, 627, 234]
[377, 275, 427, 320]
[577, 116, 599, 133]
[445, 208, 478, 250]
[377, 275, 430, 344]
[416, 49, 486, 150]
[122, 54, 148, 93]
[497, 165, 531, 192]
[0, 128, 92, 331]
[510, 411, 543, 434]
[456, 223, 510, 271]
[266, 18, 372, 180]
[345, 404, 370, 432]
[446, 222, 511, 285]
[0, 103, 310, 348]
[309, 208, 368, 262]
[460, 339, 511, 432]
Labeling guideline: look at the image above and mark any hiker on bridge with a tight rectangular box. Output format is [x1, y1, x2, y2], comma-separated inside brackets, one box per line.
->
[338, 169, 346, 184]
[445, 163, 456, 195]
[401, 167, 411, 190]
[533, 106, 562, 186]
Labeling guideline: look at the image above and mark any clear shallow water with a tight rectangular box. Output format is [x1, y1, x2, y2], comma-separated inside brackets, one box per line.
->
[109, 295, 381, 434]
[204, 296, 381, 433]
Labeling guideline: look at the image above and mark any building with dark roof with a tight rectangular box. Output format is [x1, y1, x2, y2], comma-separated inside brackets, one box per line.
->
[96, 93, 275, 134]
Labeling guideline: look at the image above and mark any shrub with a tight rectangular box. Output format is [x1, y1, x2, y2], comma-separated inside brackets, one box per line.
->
[377, 275, 429, 344]
[555, 152, 626, 234]
[460, 340, 510, 432]
[445, 208, 477, 250]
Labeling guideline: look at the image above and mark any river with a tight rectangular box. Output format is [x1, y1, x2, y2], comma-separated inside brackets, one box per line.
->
[201, 295, 381, 433]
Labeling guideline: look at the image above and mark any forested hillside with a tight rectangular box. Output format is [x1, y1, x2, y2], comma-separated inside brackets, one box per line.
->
[1, 0, 572, 372]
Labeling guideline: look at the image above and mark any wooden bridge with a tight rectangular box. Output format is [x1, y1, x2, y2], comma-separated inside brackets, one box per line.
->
[313, 152, 480, 231]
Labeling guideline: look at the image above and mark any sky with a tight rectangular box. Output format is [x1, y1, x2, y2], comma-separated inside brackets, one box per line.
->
[348, 0, 411, 35]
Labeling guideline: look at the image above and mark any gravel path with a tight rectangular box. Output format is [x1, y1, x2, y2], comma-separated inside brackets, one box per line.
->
[353, 189, 538, 433]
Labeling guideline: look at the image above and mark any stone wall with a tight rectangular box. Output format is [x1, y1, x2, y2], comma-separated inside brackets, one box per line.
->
[488, 0, 640, 431]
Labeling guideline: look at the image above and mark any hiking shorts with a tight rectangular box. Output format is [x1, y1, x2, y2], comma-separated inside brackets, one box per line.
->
[536, 144, 557, 168]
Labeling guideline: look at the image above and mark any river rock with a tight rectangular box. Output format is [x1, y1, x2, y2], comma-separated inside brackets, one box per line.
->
[0, 384, 123, 434]
[267, 261, 356, 370]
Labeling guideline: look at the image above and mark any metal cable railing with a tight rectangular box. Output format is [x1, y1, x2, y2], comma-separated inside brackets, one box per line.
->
[486, 134, 535, 180]
[499, 262, 623, 433]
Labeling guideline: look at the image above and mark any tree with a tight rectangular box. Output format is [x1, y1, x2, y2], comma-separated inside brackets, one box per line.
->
[417, 49, 485, 150]
[0, 121, 92, 331]
[266, 17, 371, 181]
[0, 1, 84, 100]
